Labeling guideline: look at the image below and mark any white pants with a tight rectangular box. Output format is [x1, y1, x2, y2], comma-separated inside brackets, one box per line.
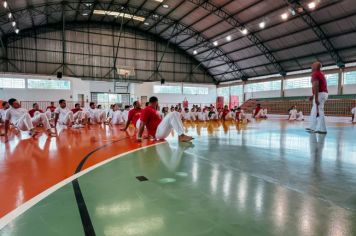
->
[73, 111, 86, 123]
[289, 110, 297, 120]
[254, 109, 264, 118]
[197, 113, 208, 121]
[89, 110, 106, 124]
[297, 112, 304, 121]
[155, 111, 185, 139]
[111, 111, 123, 125]
[310, 92, 328, 132]
[59, 111, 74, 125]
[17, 113, 51, 131]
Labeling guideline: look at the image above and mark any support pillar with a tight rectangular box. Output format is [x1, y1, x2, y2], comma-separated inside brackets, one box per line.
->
[337, 68, 344, 95]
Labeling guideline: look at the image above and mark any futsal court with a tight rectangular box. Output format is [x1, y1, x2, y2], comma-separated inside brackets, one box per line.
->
[1, 0, 356, 235]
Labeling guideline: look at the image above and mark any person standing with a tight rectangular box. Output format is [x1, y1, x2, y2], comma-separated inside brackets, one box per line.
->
[306, 61, 328, 134]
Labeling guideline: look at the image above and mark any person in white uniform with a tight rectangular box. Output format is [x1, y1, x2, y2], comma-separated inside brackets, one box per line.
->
[306, 61, 329, 134]
[0, 101, 10, 124]
[108, 104, 123, 125]
[3, 98, 56, 138]
[54, 99, 80, 128]
[352, 104, 356, 123]
[86, 102, 107, 124]
[197, 107, 209, 121]
[137, 96, 193, 142]
[181, 108, 196, 121]
[121, 105, 130, 124]
[288, 106, 298, 120]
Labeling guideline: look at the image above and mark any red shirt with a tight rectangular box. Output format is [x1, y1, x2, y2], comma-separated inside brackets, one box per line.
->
[254, 107, 261, 117]
[128, 108, 142, 126]
[222, 109, 229, 118]
[28, 109, 43, 117]
[140, 106, 162, 137]
[311, 71, 328, 94]
[71, 108, 82, 114]
[46, 106, 56, 112]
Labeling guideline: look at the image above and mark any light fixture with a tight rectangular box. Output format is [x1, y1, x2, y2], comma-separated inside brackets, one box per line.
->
[3, 1, 8, 8]
[12, 21, 16, 27]
[162, 4, 169, 8]
[8, 12, 12, 18]
[93, 10, 145, 22]
[241, 28, 248, 35]
[82, 12, 89, 16]
[153, 14, 158, 18]
[281, 13, 288, 20]
[213, 41, 218, 46]
[259, 21, 265, 29]
[226, 35, 232, 41]
[193, 50, 198, 55]
[144, 22, 150, 25]
[85, 3, 92, 7]
[308, 1, 316, 9]
[154, 0, 164, 2]
[15, 28, 19, 34]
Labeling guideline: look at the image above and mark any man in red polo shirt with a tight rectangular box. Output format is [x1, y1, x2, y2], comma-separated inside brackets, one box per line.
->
[306, 61, 328, 134]
[121, 101, 142, 131]
[137, 96, 193, 142]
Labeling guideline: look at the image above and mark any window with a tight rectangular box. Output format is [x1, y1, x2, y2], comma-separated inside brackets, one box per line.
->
[97, 93, 122, 104]
[326, 74, 338, 86]
[0, 77, 25, 88]
[217, 87, 230, 105]
[230, 85, 244, 103]
[285, 77, 310, 89]
[28, 79, 70, 90]
[344, 71, 356, 85]
[183, 86, 208, 95]
[153, 85, 181, 94]
[245, 80, 281, 92]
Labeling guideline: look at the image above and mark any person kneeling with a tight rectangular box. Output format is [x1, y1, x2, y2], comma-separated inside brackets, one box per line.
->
[137, 96, 193, 142]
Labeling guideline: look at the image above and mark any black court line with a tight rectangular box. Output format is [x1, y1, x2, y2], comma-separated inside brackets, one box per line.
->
[71, 137, 129, 236]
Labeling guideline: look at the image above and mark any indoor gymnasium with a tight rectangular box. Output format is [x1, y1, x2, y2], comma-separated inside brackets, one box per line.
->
[1, 0, 356, 235]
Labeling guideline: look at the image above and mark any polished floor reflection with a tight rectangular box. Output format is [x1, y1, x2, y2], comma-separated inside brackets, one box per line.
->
[1, 119, 356, 236]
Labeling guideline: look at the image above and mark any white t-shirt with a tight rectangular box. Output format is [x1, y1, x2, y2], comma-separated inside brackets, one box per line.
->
[5, 107, 28, 125]
[54, 107, 70, 121]
[352, 107, 356, 115]
[0, 108, 8, 121]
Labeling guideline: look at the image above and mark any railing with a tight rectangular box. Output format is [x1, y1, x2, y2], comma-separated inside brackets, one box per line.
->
[241, 98, 356, 116]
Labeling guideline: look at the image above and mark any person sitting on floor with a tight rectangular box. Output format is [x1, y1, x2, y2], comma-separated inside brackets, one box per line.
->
[121, 105, 130, 124]
[208, 107, 218, 120]
[137, 96, 193, 142]
[121, 101, 142, 131]
[253, 104, 267, 119]
[71, 103, 88, 125]
[3, 98, 56, 138]
[235, 107, 249, 123]
[182, 108, 195, 121]
[54, 99, 82, 128]
[29, 103, 52, 121]
[86, 102, 107, 124]
[0, 101, 10, 124]
[108, 104, 124, 125]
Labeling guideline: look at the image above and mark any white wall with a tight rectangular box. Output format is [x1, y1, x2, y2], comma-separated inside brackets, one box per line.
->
[245, 90, 281, 100]
[131, 82, 217, 106]
[343, 84, 356, 94]
[0, 73, 121, 102]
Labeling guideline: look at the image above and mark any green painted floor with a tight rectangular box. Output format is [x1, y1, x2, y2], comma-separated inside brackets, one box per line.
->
[1, 120, 356, 236]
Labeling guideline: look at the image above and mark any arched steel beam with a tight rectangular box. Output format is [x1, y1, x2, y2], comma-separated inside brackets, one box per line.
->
[186, 0, 287, 77]
[0, 1, 248, 82]
[286, 0, 345, 68]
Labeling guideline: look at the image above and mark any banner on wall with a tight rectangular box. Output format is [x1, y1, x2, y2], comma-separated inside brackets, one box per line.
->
[216, 96, 224, 109]
[229, 96, 239, 109]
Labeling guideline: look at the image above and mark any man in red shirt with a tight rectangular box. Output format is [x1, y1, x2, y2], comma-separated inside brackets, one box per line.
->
[137, 96, 193, 142]
[121, 101, 142, 131]
[28, 103, 44, 118]
[306, 61, 328, 134]
[71, 103, 86, 126]
[46, 101, 56, 120]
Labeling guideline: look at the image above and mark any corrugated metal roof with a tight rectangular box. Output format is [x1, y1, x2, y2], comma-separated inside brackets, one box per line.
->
[0, 0, 355, 82]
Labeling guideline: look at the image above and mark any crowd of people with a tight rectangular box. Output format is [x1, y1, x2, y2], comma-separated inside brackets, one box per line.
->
[0, 97, 272, 141]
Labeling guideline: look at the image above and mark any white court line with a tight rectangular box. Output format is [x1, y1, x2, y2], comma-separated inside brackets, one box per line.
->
[0, 142, 164, 230]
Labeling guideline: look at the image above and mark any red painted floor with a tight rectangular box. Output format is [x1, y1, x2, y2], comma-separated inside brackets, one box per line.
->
[0, 124, 155, 218]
